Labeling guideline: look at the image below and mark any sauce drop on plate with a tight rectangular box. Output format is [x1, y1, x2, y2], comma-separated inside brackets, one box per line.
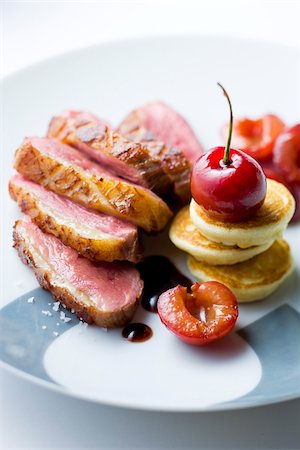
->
[122, 323, 153, 342]
[137, 255, 192, 313]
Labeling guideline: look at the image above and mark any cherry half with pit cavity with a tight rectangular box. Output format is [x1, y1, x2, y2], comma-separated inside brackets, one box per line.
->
[273, 124, 300, 185]
[190, 83, 267, 222]
[157, 281, 239, 345]
[221, 114, 285, 162]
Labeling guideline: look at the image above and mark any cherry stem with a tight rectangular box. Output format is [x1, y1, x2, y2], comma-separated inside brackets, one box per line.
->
[217, 82, 233, 166]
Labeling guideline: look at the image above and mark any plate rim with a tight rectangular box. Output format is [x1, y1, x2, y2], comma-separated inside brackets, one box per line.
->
[2, 34, 300, 412]
[2, 359, 300, 412]
[2, 33, 299, 84]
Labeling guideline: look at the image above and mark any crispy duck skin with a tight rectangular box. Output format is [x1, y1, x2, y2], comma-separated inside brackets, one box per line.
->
[118, 112, 191, 203]
[9, 174, 142, 263]
[13, 218, 144, 328]
[13, 137, 172, 233]
[117, 100, 204, 203]
[118, 101, 203, 162]
[47, 110, 172, 194]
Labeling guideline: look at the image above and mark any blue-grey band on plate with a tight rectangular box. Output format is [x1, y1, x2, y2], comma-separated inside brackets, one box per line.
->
[1, 288, 300, 407]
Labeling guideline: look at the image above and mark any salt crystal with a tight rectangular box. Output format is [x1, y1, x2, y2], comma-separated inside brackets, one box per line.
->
[71, 308, 75, 314]
[27, 296, 35, 303]
[59, 310, 72, 323]
[48, 303, 52, 306]
[56, 322, 60, 326]
[52, 301, 60, 312]
[53, 331, 59, 337]
[42, 310, 52, 316]
[62, 304, 66, 308]
[42, 325, 47, 330]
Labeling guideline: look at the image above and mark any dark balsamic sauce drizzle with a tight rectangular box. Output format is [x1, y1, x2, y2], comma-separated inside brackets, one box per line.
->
[122, 256, 192, 343]
[137, 255, 192, 313]
[122, 323, 153, 342]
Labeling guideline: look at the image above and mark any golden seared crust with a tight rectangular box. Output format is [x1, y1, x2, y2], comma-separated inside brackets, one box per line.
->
[169, 206, 273, 265]
[9, 181, 142, 263]
[118, 114, 191, 203]
[187, 240, 294, 302]
[48, 115, 172, 195]
[13, 222, 142, 328]
[190, 179, 295, 247]
[141, 138, 191, 203]
[13, 140, 172, 233]
[48, 115, 68, 139]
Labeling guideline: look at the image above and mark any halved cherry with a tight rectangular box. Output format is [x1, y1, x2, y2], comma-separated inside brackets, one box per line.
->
[262, 164, 287, 185]
[221, 114, 285, 161]
[263, 164, 300, 222]
[289, 184, 300, 222]
[273, 124, 300, 184]
[157, 281, 238, 346]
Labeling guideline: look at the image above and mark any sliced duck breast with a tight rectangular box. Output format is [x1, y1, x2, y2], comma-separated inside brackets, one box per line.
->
[118, 102, 203, 202]
[13, 218, 144, 328]
[122, 101, 203, 162]
[9, 174, 141, 263]
[48, 110, 171, 194]
[13, 137, 172, 233]
[118, 116, 191, 203]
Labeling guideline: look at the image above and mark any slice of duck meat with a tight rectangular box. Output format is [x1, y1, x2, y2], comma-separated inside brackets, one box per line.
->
[118, 117, 191, 203]
[47, 110, 171, 195]
[118, 101, 203, 163]
[9, 174, 141, 263]
[13, 218, 144, 328]
[47, 110, 108, 139]
[118, 102, 203, 203]
[13, 137, 172, 233]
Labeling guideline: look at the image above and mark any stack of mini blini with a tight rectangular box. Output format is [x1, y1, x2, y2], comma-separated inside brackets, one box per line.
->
[170, 179, 295, 302]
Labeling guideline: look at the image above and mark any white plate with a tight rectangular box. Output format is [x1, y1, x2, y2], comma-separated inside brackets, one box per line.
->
[1, 36, 300, 412]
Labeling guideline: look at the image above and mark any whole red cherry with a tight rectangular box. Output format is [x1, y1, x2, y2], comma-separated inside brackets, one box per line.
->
[273, 124, 300, 185]
[191, 83, 267, 222]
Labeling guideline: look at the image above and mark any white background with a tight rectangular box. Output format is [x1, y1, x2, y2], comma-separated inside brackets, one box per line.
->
[1, 1, 300, 449]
